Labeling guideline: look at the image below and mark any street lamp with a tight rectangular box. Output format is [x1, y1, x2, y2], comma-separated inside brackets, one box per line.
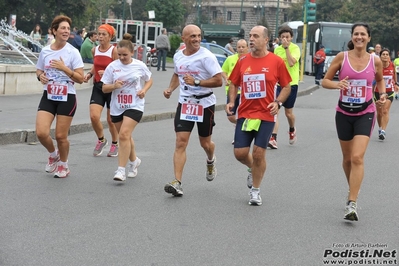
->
[275, 0, 280, 38]
[253, 2, 264, 21]
[193, 0, 202, 26]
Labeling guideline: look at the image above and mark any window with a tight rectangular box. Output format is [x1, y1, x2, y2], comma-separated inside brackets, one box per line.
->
[213, 11, 218, 20]
[227, 11, 232, 21]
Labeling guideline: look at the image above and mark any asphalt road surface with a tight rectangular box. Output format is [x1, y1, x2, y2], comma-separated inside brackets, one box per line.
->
[1, 88, 398, 265]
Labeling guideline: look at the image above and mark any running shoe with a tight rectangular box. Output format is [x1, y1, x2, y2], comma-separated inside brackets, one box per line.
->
[247, 168, 253, 189]
[164, 179, 183, 196]
[268, 136, 278, 149]
[113, 168, 126, 182]
[289, 128, 297, 145]
[54, 164, 70, 178]
[249, 188, 262, 206]
[395, 93, 398, 100]
[127, 157, 141, 178]
[344, 201, 358, 221]
[378, 130, 386, 141]
[45, 151, 60, 173]
[107, 143, 119, 157]
[93, 138, 108, 156]
[206, 157, 217, 181]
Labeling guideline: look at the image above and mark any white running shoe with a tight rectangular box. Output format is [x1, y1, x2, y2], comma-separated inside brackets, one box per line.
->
[249, 188, 262, 206]
[53, 164, 70, 178]
[127, 157, 141, 178]
[344, 201, 358, 221]
[113, 168, 126, 181]
[45, 151, 60, 173]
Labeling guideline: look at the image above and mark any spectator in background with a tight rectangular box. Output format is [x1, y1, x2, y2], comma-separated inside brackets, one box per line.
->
[225, 38, 235, 53]
[45, 28, 54, 46]
[155, 28, 170, 71]
[80, 31, 98, 63]
[30, 24, 42, 52]
[72, 29, 83, 51]
[68, 27, 78, 45]
[375, 43, 382, 56]
[394, 50, 399, 100]
[368, 46, 375, 55]
[272, 38, 280, 49]
[313, 45, 326, 85]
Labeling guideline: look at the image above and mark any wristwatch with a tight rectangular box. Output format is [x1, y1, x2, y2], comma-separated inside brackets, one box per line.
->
[194, 79, 201, 86]
[274, 100, 283, 109]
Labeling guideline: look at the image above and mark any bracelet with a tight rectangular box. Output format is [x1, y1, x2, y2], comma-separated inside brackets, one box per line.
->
[88, 72, 93, 78]
[284, 46, 288, 50]
[37, 74, 41, 81]
[380, 92, 388, 97]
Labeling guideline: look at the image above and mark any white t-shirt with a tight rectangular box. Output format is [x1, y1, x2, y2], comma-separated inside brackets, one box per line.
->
[101, 59, 152, 116]
[36, 42, 84, 94]
[173, 47, 222, 108]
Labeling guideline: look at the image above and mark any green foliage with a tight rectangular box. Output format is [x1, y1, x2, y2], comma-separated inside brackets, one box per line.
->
[285, 0, 399, 51]
[169, 34, 182, 56]
[287, 0, 304, 21]
[145, 0, 185, 29]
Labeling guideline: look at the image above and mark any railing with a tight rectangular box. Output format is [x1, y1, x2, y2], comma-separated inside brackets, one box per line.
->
[0, 19, 43, 65]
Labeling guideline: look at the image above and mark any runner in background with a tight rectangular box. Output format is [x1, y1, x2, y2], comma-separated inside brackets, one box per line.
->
[373, 48, 398, 141]
[269, 25, 300, 149]
[83, 24, 119, 157]
[221, 39, 249, 144]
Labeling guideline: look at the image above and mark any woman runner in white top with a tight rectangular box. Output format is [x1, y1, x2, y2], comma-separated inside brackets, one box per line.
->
[35, 15, 84, 178]
[102, 38, 153, 181]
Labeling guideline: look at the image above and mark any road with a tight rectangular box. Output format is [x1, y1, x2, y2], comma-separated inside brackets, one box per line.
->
[0, 87, 398, 265]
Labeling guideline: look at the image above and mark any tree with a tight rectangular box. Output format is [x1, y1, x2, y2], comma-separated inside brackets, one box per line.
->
[285, 0, 399, 51]
[286, 0, 304, 22]
[145, 0, 186, 29]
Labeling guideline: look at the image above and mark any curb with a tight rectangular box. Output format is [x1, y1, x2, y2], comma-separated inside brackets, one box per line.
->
[0, 85, 319, 146]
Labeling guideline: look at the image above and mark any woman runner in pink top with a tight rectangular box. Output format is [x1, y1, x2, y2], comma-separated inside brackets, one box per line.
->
[322, 22, 387, 222]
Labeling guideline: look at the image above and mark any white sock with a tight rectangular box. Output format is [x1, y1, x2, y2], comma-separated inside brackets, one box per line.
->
[50, 150, 58, 158]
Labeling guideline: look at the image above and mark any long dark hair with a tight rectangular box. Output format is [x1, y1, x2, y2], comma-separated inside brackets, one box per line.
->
[347, 22, 371, 50]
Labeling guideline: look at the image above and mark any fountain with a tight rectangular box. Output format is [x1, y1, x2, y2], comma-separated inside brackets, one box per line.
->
[0, 20, 93, 95]
[0, 19, 42, 65]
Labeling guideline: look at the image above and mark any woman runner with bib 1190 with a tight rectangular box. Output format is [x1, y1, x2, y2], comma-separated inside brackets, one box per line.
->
[35, 15, 84, 178]
[322, 22, 387, 221]
[101, 37, 153, 181]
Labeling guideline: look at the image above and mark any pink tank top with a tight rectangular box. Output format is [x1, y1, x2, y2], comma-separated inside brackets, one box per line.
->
[93, 45, 115, 83]
[336, 51, 376, 115]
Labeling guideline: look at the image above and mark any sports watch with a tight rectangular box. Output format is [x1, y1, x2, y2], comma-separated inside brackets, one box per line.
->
[274, 100, 283, 109]
[194, 79, 201, 86]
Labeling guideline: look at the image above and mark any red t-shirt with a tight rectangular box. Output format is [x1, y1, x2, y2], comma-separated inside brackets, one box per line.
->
[313, 49, 326, 64]
[376, 61, 395, 92]
[229, 52, 292, 122]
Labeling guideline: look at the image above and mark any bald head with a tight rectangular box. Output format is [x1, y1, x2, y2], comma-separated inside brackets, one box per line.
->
[182, 24, 201, 37]
[182, 24, 202, 54]
[236, 39, 248, 55]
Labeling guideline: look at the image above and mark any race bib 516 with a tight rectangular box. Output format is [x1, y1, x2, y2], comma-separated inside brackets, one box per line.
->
[242, 74, 266, 99]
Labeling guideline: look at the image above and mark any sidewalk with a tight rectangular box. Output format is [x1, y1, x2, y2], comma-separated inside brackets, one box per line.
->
[0, 64, 319, 145]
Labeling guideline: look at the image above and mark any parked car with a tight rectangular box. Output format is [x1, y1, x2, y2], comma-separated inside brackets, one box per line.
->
[177, 42, 234, 66]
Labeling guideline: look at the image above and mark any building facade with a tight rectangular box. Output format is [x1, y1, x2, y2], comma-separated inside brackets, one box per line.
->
[186, 0, 300, 42]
